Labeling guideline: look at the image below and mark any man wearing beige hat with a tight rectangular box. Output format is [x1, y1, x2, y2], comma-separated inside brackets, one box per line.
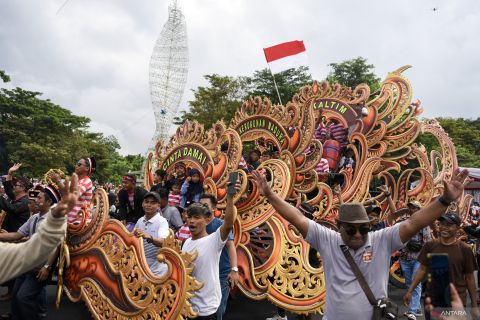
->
[252, 168, 469, 320]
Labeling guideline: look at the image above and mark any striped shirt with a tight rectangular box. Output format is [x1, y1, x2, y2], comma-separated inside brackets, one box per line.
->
[315, 158, 330, 174]
[168, 192, 181, 207]
[176, 224, 191, 242]
[239, 156, 248, 170]
[329, 123, 347, 145]
[314, 122, 328, 140]
[68, 176, 93, 224]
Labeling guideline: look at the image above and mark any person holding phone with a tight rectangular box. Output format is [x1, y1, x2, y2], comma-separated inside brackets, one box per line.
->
[403, 212, 478, 318]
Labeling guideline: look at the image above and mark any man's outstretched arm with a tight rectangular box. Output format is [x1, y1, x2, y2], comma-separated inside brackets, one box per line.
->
[0, 173, 78, 284]
[400, 169, 469, 243]
[252, 170, 309, 238]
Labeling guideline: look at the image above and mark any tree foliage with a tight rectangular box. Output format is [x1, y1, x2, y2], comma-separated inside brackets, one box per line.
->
[326, 57, 381, 93]
[176, 67, 312, 128]
[417, 117, 480, 168]
[0, 73, 144, 183]
[175, 74, 249, 129]
[246, 66, 313, 105]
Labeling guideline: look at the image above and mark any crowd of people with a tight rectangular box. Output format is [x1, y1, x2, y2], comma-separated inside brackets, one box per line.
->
[0, 150, 479, 320]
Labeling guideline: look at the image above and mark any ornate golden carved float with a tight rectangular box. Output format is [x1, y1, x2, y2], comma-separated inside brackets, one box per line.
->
[58, 66, 470, 318]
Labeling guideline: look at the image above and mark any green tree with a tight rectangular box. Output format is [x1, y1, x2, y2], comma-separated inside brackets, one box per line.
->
[326, 57, 381, 92]
[176, 67, 312, 128]
[0, 77, 145, 182]
[175, 74, 249, 128]
[246, 66, 313, 104]
[416, 117, 480, 168]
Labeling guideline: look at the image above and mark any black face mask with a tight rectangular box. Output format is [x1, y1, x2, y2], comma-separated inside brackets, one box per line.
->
[343, 224, 371, 236]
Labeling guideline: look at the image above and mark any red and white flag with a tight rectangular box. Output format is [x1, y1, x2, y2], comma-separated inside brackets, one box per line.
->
[263, 40, 308, 74]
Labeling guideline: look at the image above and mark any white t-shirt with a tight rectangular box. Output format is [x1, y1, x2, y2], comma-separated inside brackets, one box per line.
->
[134, 212, 169, 276]
[182, 228, 226, 316]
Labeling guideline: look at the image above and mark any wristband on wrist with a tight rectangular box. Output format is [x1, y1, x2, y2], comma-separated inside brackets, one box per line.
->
[438, 196, 452, 207]
[231, 267, 238, 272]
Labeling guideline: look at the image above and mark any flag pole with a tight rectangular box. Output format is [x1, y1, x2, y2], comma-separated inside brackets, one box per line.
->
[268, 67, 283, 105]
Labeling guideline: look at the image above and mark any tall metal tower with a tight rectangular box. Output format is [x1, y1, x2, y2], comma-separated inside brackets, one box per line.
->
[149, 0, 189, 146]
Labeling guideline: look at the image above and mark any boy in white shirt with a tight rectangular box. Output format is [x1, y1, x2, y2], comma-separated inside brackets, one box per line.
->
[133, 192, 170, 276]
[182, 190, 236, 319]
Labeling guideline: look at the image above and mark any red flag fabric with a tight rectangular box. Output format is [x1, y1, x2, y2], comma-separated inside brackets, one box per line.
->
[263, 40, 308, 74]
[263, 40, 306, 62]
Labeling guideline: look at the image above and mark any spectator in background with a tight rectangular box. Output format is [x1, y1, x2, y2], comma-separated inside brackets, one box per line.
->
[0, 163, 31, 233]
[158, 188, 182, 232]
[150, 169, 169, 193]
[168, 182, 182, 208]
[247, 150, 261, 171]
[27, 189, 40, 216]
[0, 164, 32, 303]
[67, 157, 95, 225]
[180, 169, 204, 209]
[175, 209, 191, 242]
[339, 149, 355, 170]
[118, 174, 147, 232]
[404, 213, 478, 319]
[398, 202, 432, 320]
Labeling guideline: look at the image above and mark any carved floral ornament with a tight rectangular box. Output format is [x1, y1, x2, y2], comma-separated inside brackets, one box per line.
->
[58, 66, 469, 318]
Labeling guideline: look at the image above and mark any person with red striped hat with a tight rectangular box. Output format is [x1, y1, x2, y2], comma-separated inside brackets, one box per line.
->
[67, 157, 95, 225]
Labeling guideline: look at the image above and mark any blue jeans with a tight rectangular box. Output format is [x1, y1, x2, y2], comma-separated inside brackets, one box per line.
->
[216, 275, 230, 320]
[400, 259, 422, 314]
[11, 273, 47, 320]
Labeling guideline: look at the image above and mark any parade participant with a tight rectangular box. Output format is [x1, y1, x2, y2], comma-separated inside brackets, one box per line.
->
[168, 182, 182, 208]
[175, 209, 191, 242]
[150, 169, 169, 194]
[158, 188, 182, 232]
[183, 186, 236, 320]
[200, 194, 239, 320]
[0, 185, 62, 320]
[171, 162, 187, 186]
[404, 212, 478, 318]
[247, 150, 262, 171]
[339, 149, 355, 170]
[67, 157, 95, 225]
[252, 168, 468, 320]
[0, 174, 77, 284]
[118, 173, 147, 232]
[133, 192, 169, 276]
[27, 189, 40, 216]
[0, 163, 31, 232]
[397, 202, 431, 319]
[180, 168, 204, 208]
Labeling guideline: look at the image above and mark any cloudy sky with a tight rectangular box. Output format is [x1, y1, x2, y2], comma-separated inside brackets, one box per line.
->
[1, 0, 479, 155]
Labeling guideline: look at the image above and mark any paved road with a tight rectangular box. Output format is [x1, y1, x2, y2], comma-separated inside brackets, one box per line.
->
[1, 284, 423, 320]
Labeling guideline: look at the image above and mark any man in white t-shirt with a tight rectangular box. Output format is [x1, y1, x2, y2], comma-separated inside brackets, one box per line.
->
[133, 192, 170, 276]
[182, 191, 237, 319]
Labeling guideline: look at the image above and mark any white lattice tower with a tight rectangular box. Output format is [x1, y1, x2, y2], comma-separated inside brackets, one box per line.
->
[149, 0, 189, 146]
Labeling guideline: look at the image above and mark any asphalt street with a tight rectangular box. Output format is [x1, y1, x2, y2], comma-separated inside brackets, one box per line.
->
[0, 284, 423, 320]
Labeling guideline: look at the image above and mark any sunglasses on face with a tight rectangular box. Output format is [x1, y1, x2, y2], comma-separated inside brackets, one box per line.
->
[76, 162, 85, 167]
[342, 224, 371, 236]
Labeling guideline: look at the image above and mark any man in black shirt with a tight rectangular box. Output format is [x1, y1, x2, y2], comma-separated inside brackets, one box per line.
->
[118, 174, 147, 232]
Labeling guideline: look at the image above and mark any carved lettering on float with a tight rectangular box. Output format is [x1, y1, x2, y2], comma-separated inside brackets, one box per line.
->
[161, 144, 210, 172]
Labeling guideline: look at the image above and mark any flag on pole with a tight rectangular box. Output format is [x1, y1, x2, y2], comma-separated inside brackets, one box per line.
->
[263, 40, 307, 74]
